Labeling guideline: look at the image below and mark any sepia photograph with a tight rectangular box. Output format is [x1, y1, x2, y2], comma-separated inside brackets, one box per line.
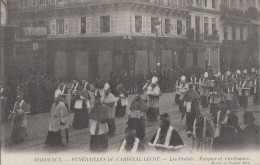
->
[0, 0, 260, 165]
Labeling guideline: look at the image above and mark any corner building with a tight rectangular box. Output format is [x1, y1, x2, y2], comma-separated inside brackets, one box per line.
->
[7, 0, 260, 82]
[8, 0, 190, 81]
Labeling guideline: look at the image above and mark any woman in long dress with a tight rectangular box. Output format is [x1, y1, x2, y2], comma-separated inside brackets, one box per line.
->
[72, 84, 90, 129]
[10, 91, 30, 144]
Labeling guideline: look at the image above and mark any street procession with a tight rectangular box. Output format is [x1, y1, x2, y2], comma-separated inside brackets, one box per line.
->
[1, 0, 260, 158]
[1, 66, 259, 153]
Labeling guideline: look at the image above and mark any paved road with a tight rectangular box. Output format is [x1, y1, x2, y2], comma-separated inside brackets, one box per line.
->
[1, 92, 260, 153]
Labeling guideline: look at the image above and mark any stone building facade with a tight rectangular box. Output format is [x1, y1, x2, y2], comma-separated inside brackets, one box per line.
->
[5, 0, 260, 82]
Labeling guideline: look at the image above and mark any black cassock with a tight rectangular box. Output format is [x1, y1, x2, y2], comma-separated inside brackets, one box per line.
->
[149, 126, 184, 152]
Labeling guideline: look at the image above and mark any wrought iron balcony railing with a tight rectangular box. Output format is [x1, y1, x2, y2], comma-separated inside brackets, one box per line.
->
[9, 0, 188, 13]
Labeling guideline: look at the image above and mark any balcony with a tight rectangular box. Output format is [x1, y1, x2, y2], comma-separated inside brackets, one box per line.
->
[18, 27, 48, 38]
[220, 5, 258, 24]
[187, 29, 219, 42]
[9, 0, 188, 13]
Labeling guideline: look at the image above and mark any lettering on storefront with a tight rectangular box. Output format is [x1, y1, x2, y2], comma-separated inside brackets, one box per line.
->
[23, 27, 48, 37]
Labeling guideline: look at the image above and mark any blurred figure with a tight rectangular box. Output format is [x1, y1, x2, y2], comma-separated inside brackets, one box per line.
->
[213, 102, 230, 138]
[45, 94, 69, 146]
[128, 71, 136, 94]
[95, 76, 104, 97]
[89, 93, 109, 152]
[70, 80, 79, 113]
[101, 83, 118, 135]
[9, 91, 30, 144]
[148, 113, 184, 152]
[72, 84, 89, 129]
[127, 92, 147, 140]
[200, 72, 213, 108]
[115, 80, 128, 117]
[183, 84, 200, 130]
[212, 113, 243, 151]
[178, 76, 189, 116]
[119, 128, 144, 153]
[142, 80, 151, 103]
[189, 106, 214, 151]
[146, 77, 160, 121]
[242, 111, 260, 150]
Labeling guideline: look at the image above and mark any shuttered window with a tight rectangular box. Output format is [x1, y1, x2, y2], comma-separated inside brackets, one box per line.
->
[110, 16, 115, 33]
[50, 19, 56, 36]
[86, 17, 91, 34]
[147, 16, 151, 34]
[64, 19, 69, 35]
[131, 15, 136, 33]
[142, 16, 146, 34]
[135, 15, 142, 33]
[95, 16, 100, 34]
[100, 16, 110, 33]
[182, 20, 186, 35]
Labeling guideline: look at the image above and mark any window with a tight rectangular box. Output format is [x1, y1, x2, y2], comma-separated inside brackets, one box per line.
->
[21, 0, 28, 7]
[212, 0, 216, 8]
[100, 16, 110, 33]
[195, 16, 200, 40]
[56, 19, 64, 35]
[186, 16, 191, 31]
[151, 17, 159, 34]
[204, 17, 208, 34]
[240, 28, 243, 40]
[204, 0, 207, 7]
[81, 17, 86, 34]
[231, 0, 236, 8]
[240, 0, 244, 10]
[212, 18, 216, 33]
[221, 0, 229, 7]
[232, 27, 236, 40]
[224, 27, 228, 40]
[177, 20, 182, 35]
[39, 0, 47, 5]
[165, 19, 171, 34]
[135, 16, 142, 33]
[196, 0, 201, 6]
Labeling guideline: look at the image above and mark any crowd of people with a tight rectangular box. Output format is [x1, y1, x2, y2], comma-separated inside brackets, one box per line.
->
[1, 66, 259, 153]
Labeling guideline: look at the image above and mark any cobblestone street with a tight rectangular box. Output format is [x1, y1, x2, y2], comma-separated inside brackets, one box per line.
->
[1, 92, 259, 153]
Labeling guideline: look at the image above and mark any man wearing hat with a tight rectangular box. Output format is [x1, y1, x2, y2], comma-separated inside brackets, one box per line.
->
[178, 75, 189, 115]
[249, 68, 258, 104]
[89, 93, 109, 152]
[188, 105, 214, 151]
[143, 79, 151, 103]
[55, 82, 69, 107]
[223, 71, 237, 111]
[200, 72, 213, 108]
[148, 113, 184, 151]
[146, 76, 160, 121]
[70, 80, 79, 113]
[9, 91, 30, 144]
[71, 84, 90, 129]
[213, 113, 243, 151]
[119, 127, 144, 153]
[238, 69, 251, 107]
[127, 91, 147, 140]
[45, 94, 69, 146]
[101, 82, 118, 135]
[213, 102, 230, 138]
[183, 84, 200, 132]
[242, 111, 260, 149]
